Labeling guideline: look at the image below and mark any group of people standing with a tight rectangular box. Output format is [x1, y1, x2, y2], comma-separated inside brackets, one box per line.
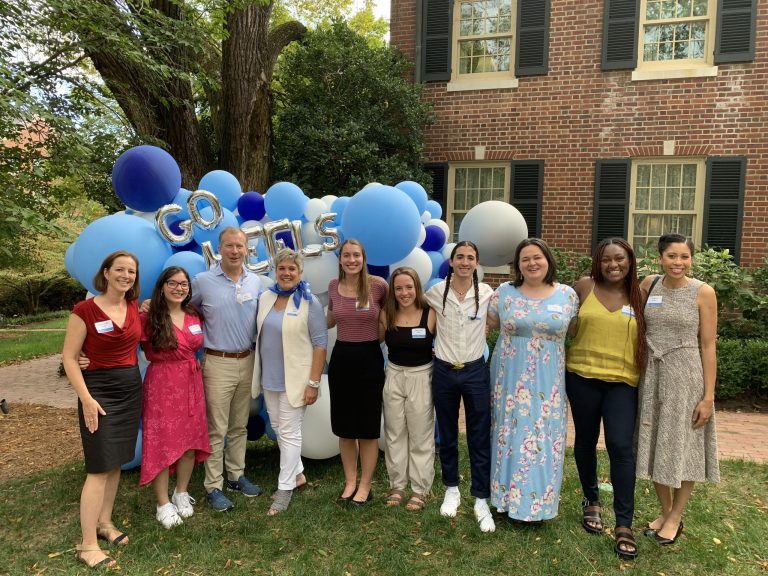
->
[62, 226, 719, 569]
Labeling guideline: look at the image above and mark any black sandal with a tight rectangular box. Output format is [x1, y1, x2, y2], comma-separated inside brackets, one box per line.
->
[614, 526, 638, 560]
[581, 498, 603, 535]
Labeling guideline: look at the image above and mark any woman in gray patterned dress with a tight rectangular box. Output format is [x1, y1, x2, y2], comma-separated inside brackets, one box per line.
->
[635, 233, 719, 546]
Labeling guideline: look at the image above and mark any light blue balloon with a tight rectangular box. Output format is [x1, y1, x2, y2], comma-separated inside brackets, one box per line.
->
[264, 182, 308, 221]
[64, 242, 77, 278]
[341, 185, 422, 266]
[163, 251, 207, 279]
[395, 181, 428, 214]
[171, 188, 192, 220]
[121, 423, 142, 471]
[330, 196, 350, 226]
[425, 277, 443, 291]
[426, 251, 445, 279]
[425, 200, 443, 220]
[71, 213, 173, 302]
[198, 171, 242, 212]
[192, 207, 239, 248]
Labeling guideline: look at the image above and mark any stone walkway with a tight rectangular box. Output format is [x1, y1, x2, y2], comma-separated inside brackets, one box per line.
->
[2, 356, 767, 463]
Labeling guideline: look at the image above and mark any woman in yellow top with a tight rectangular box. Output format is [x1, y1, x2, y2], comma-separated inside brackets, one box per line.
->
[566, 237, 646, 560]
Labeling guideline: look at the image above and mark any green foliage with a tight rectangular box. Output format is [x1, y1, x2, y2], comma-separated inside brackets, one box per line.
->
[0, 316, 67, 364]
[552, 248, 592, 285]
[716, 339, 768, 399]
[0, 309, 69, 327]
[272, 20, 433, 197]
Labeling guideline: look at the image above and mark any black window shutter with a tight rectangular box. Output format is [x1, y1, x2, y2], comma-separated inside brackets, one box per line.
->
[516, 0, 550, 76]
[422, 0, 452, 82]
[511, 160, 543, 237]
[714, 0, 756, 63]
[593, 160, 630, 250]
[423, 163, 448, 218]
[703, 157, 746, 263]
[602, 0, 639, 70]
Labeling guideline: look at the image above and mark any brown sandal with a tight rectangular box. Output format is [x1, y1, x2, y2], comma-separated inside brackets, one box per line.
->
[75, 544, 117, 570]
[405, 493, 427, 511]
[614, 526, 638, 560]
[386, 489, 406, 507]
[581, 499, 603, 534]
[96, 522, 128, 546]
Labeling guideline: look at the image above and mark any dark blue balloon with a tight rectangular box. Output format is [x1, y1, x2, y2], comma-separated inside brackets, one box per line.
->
[276, 230, 295, 249]
[238, 191, 266, 221]
[112, 145, 181, 212]
[438, 259, 451, 279]
[247, 414, 266, 441]
[367, 263, 390, 280]
[421, 225, 447, 252]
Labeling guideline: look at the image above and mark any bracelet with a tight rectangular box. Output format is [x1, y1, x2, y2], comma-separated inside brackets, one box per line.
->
[308, 379, 320, 389]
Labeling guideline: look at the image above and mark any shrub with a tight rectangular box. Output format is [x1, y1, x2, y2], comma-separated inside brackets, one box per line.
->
[552, 249, 592, 285]
[716, 338, 768, 399]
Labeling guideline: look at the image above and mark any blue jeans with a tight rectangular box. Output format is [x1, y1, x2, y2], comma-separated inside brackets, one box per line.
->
[565, 371, 638, 527]
[433, 358, 490, 499]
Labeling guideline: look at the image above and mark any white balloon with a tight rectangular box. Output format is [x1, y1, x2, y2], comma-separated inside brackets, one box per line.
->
[321, 195, 337, 210]
[389, 247, 433, 287]
[315, 291, 329, 308]
[421, 210, 431, 224]
[442, 242, 457, 260]
[417, 224, 426, 247]
[459, 201, 528, 267]
[476, 264, 484, 282]
[427, 218, 450, 239]
[302, 222, 323, 245]
[303, 198, 327, 222]
[301, 375, 340, 459]
[302, 249, 338, 293]
[362, 182, 382, 189]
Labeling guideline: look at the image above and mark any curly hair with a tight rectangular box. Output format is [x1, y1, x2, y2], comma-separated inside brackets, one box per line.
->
[147, 267, 200, 350]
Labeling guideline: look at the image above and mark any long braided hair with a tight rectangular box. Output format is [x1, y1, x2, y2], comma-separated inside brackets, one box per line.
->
[591, 237, 647, 369]
[441, 240, 481, 319]
[147, 267, 200, 350]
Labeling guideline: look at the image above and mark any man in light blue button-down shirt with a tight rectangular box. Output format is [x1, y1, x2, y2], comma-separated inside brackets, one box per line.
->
[190, 227, 262, 511]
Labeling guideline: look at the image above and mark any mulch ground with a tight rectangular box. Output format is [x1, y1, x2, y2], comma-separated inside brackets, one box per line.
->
[0, 404, 82, 483]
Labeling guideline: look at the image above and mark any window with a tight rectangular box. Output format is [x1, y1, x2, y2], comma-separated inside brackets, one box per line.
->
[448, 163, 510, 240]
[628, 159, 705, 249]
[457, 1, 514, 75]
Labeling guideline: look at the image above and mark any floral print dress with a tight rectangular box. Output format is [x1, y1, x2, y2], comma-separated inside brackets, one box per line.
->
[488, 283, 578, 521]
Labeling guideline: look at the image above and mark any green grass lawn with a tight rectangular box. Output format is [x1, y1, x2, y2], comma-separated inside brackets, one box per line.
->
[1, 441, 766, 575]
[0, 316, 68, 364]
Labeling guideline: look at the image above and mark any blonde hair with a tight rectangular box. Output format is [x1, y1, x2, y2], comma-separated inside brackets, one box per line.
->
[338, 239, 372, 310]
[383, 267, 427, 331]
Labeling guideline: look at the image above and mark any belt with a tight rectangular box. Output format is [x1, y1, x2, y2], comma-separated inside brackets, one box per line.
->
[204, 348, 252, 359]
[435, 357, 485, 370]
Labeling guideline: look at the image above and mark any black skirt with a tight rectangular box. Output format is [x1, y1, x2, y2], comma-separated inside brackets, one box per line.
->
[79, 366, 142, 473]
[328, 340, 385, 439]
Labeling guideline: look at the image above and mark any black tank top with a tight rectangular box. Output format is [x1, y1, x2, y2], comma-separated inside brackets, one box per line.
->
[384, 308, 434, 367]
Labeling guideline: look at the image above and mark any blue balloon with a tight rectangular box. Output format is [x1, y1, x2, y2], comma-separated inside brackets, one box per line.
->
[163, 251, 207, 280]
[64, 243, 77, 278]
[342, 185, 422, 266]
[264, 182, 308, 221]
[330, 196, 350, 226]
[425, 200, 443, 220]
[246, 414, 265, 441]
[367, 263, 390, 280]
[276, 230, 295, 249]
[112, 145, 181, 212]
[171, 188, 192, 220]
[238, 191, 266, 221]
[421, 225, 447, 252]
[438, 259, 451, 279]
[395, 181, 428, 214]
[71, 213, 173, 301]
[198, 170, 242, 212]
[192, 207, 239, 248]
[258, 405, 277, 441]
[426, 251, 445, 279]
[425, 277, 443, 291]
[121, 424, 142, 471]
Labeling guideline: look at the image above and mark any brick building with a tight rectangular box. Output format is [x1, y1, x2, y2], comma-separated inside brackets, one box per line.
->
[390, 0, 766, 275]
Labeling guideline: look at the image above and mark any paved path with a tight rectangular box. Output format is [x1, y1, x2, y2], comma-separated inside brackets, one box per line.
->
[2, 356, 767, 463]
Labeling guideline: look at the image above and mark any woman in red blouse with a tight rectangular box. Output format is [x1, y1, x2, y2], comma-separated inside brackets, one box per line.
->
[62, 251, 143, 570]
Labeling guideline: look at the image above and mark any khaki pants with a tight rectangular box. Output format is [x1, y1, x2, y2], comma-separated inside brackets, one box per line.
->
[383, 361, 435, 496]
[202, 353, 255, 492]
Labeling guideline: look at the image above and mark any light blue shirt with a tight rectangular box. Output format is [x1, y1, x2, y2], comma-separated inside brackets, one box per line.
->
[260, 297, 327, 392]
[190, 264, 260, 352]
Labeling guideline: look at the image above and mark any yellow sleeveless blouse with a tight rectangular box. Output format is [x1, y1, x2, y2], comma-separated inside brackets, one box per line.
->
[566, 288, 640, 386]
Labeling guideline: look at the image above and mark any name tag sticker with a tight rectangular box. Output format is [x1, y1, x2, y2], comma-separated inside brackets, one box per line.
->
[94, 320, 114, 334]
[547, 304, 563, 313]
[411, 328, 427, 339]
[621, 305, 636, 317]
[189, 324, 202, 334]
[356, 301, 370, 311]
[287, 308, 300, 316]
[237, 292, 254, 304]
[470, 314, 483, 321]
[647, 295, 663, 307]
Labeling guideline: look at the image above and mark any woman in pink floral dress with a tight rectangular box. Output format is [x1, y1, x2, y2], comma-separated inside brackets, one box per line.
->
[140, 267, 210, 529]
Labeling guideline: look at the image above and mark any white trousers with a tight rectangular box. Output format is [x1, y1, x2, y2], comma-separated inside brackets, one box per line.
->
[263, 390, 306, 490]
[382, 361, 435, 496]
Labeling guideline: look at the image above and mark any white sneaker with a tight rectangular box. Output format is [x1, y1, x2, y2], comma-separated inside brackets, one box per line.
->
[474, 499, 496, 533]
[156, 502, 183, 529]
[172, 491, 196, 519]
[440, 489, 461, 518]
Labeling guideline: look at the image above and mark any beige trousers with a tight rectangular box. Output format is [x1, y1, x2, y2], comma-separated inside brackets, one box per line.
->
[202, 353, 255, 492]
[382, 361, 435, 496]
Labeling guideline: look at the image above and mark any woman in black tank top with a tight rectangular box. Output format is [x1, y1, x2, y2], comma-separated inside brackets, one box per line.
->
[378, 267, 436, 511]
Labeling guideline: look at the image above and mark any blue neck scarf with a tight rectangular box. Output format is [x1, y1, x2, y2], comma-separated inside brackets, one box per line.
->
[269, 280, 312, 308]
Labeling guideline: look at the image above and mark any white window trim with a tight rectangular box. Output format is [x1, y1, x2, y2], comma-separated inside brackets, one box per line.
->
[632, 0, 718, 82]
[448, 0, 518, 92]
[627, 158, 706, 249]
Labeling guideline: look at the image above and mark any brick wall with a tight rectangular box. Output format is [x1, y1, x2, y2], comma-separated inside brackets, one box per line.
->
[391, 1, 768, 268]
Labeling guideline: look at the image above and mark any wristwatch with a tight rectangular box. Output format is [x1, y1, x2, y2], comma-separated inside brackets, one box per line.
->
[308, 379, 320, 389]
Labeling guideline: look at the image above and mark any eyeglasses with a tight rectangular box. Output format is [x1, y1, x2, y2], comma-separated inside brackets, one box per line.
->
[166, 280, 190, 290]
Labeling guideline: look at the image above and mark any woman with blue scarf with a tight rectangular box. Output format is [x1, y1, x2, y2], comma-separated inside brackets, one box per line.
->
[251, 248, 328, 515]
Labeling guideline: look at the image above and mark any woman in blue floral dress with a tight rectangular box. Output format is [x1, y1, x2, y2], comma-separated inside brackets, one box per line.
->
[487, 238, 578, 522]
